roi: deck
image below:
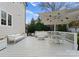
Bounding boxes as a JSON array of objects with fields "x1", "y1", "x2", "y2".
[{"x1": 0, "y1": 36, "x2": 79, "y2": 57}]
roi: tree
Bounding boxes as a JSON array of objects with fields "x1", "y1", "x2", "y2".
[
  {"x1": 35, "y1": 17, "x2": 45, "y2": 31},
  {"x1": 38, "y1": 2, "x2": 55, "y2": 11},
  {"x1": 38, "y1": 2, "x2": 56, "y2": 31},
  {"x1": 28, "y1": 18, "x2": 35, "y2": 33},
  {"x1": 44, "y1": 25, "x2": 50, "y2": 31}
]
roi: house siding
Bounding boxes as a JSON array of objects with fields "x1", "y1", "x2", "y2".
[{"x1": 0, "y1": 2, "x2": 25, "y2": 35}]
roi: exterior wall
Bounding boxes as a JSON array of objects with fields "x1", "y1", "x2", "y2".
[{"x1": 0, "y1": 2, "x2": 25, "y2": 36}]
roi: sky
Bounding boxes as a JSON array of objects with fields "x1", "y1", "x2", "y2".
[
  {"x1": 26, "y1": 2, "x2": 79, "y2": 24},
  {"x1": 26, "y1": 2, "x2": 41, "y2": 24}
]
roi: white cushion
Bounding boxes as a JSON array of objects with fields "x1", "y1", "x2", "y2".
[
  {"x1": 8, "y1": 34, "x2": 25, "y2": 42},
  {"x1": 0, "y1": 37, "x2": 7, "y2": 50},
  {"x1": 35, "y1": 31, "x2": 48, "y2": 38}
]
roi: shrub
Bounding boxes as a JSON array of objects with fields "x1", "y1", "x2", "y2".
[
  {"x1": 35, "y1": 22, "x2": 45, "y2": 31},
  {"x1": 77, "y1": 33, "x2": 79, "y2": 44},
  {"x1": 57, "y1": 24, "x2": 67, "y2": 31},
  {"x1": 27, "y1": 17, "x2": 51, "y2": 33}
]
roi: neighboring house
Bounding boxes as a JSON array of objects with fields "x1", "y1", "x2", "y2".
[
  {"x1": 39, "y1": 9, "x2": 79, "y2": 31},
  {"x1": 0, "y1": 2, "x2": 26, "y2": 35}
]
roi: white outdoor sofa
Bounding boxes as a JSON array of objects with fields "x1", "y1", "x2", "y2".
[
  {"x1": 8, "y1": 33, "x2": 25, "y2": 43},
  {"x1": 35, "y1": 31, "x2": 48, "y2": 40},
  {"x1": 0, "y1": 35, "x2": 7, "y2": 50}
]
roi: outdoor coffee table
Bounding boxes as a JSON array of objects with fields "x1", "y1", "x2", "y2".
[{"x1": 37, "y1": 35, "x2": 45, "y2": 40}]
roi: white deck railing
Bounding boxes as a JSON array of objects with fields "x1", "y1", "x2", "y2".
[
  {"x1": 35, "y1": 31, "x2": 78, "y2": 50},
  {"x1": 47, "y1": 31, "x2": 78, "y2": 50}
]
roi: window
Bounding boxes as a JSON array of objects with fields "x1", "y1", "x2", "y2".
[
  {"x1": 1, "y1": 11, "x2": 6, "y2": 25},
  {"x1": 8, "y1": 14, "x2": 12, "y2": 26}
]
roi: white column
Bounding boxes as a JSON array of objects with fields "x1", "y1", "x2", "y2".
[
  {"x1": 54, "y1": 24, "x2": 56, "y2": 31},
  {"x1": 66, "y1": 24, "x2": 69, "y2": 31}
]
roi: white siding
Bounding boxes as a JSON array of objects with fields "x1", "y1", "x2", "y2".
[{"x1": 0, "y1": 2, "x2": 25, "y2": 36}]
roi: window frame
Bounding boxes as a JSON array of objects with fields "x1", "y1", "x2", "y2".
[
  {"x1": 1, "y1": 11, "x2": 6, "y2": 25},
  {"x1": 8, "y1": 14, "x2": 12, "y2": 26}
]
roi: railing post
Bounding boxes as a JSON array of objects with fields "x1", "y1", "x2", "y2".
[{"x1": 74, "y1": 33, "x2": 78, "y2": 51}]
